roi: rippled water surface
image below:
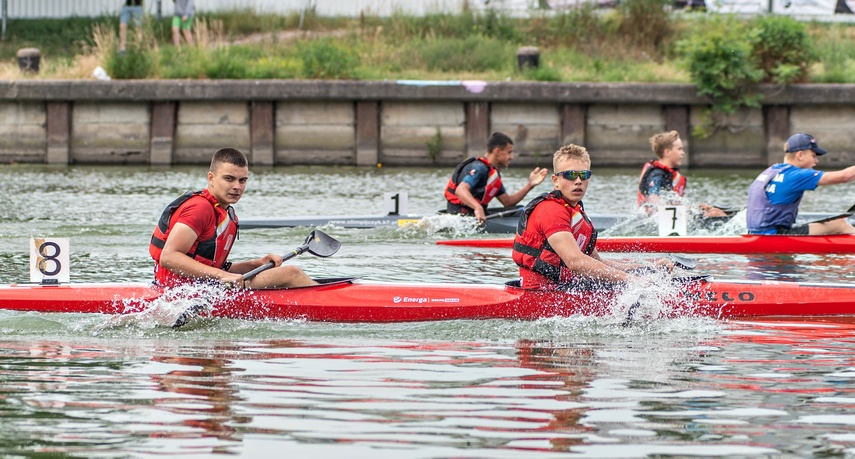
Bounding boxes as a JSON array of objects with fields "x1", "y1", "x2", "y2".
[{"x1": 2, "y1": 164, "x2": 855, "y2": 458}]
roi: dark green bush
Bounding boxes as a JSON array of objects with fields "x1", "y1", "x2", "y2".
[
  {"x1": 678, "y1": 17, "x2": 764, "y2": 113},
  {"x1": 104, "y1": 27, "x2": 157, "y2": 80},
  {"x1": 749, "y1": 15, "x2": 816, "y2": 84},
  {"x1": 677, "y1": 16, "x2": 765, "y2": 137}
]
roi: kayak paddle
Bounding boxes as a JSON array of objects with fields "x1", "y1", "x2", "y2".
[
  {"x1": 171, "y1": 229, "x2": 341, "y2": 329},
  {"x1": 241, "y1": 229, "x2": 341, "y2": 281},
  {"x1": 805, "y1": 202, "x2": 855, "y2": 225},
  {"x1": 484, "y1": 207, "x2": 523, "y2": 221},
  {"x1": 623, "y1": 254, "x2": 697, "y2": 326},
  {"x1": 669, "y1": 254, "x2": 697, "y2": 270}
]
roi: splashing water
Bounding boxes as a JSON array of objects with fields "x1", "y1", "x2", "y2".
[
  {"x1": 399, "y1": 213, "x2": 485, "y2": 238},
  {"x1": 95, "y1": 282, "x2": 238, "y2": 330}
]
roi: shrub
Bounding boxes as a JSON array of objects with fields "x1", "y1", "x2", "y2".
[
  {"x1": 749, "y1": 15, "x2": 815, "y2": 84},
  {"x1": 677, "y1": 16, "x2": 764, "y2": 136},
  {"x1": 104, "y1": 28, "x2": 157, "y2": 79},
  {"x1": 298, "y1": 38, "x2": 359, "y2": 79},
  {"x1": 204, "y1": 47, "x2": 248, "y2": 79}
]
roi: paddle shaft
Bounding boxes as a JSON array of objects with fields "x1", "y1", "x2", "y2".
[
  {"x1": 242, "y1": 245, "x2": 308, "y2": 281},
  {"x1": 484, "y1": 208, "x2": 522, "y2": 221},
  {"x1": 804, "y1": 203, "x2": 855, "y2": 225}
]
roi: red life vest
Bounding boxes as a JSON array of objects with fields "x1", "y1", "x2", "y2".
[
  {"x1": 444, "y1": 157, "x2": 504, "y2": 210},
  {"x1": 512, "y1": 191, "x2": 597, "y2": 286},
  {"x1": 636, "y1": 160, "x2": 687, "y2": 206},
  {"x1": 149, "y1": 190, "x2": 239, "y2": 287}
]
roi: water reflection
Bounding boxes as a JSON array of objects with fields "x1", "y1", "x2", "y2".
[
  {"x1": 742, "y1": 254, "x2": 806, "y2": 281},
  {"x1": 150, "y1": 354, "x2": 245, "y2": 443},
  {"x1": 2, "y1": 324, "x2": 855, "y2": 457}
]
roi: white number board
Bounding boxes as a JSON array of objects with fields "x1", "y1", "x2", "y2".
[
  {"x1": 658, "y1": 206, "x2": 687, "y2": 237},
  {"x1": 383, "y1": 192, "x2": 408, "y2": 215},
  {"x1": 30, "y1": 237, "x2": 70, "y2": 283}
]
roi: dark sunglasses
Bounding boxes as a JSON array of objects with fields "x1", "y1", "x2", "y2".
[{"x1": 554, "y1": 169, "x2": 592, "y2": 181}]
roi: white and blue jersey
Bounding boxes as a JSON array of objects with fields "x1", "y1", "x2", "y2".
[{"x1": 746, "y1": 163, "x2": 823, "y2": 234}]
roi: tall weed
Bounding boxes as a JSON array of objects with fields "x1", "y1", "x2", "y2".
[
  {"x1": 618, "y1": 0, "x2": 673, "y2": 56},
  {"x1": 415, "y1": 36, "x2": 510, "y2": 72}
]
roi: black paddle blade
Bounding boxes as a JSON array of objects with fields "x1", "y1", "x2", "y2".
[
  {"x1": 171, "y1": 303, "x2": 207, "y2": 329},
  {"x1": 669, "y1": 254, "x2": 697, "y2": 270},
  {"x1": 305, "y1": 229, "x2": 341, "y2": 258}
]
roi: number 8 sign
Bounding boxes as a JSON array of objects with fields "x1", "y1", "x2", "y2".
[{"x1": 30, "y1": 238, "x2": 70, "y2": 283}]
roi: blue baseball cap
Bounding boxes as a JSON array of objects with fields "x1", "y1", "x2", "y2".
[{"x1": 786, "y1": 133, "x2": 827, "y2": 156}]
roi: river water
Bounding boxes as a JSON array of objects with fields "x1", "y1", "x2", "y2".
[{"x1": 2, "y1": 164, "x2": 855, "y2": 458}]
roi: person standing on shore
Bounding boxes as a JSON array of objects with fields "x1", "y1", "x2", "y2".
[
  {"x1": 637, "y1": 130, "x2": 727, "y2": 218},
  {"x1": 119, "y1": 0, "x2": 144, "y2": 53},
  {"x1": 172, "y1": 0, "x2": 195, "y2": 47},
  {"x1": 444, "y1": 132, "x2": 548, "y2": 223},
  {"x1": 747, "y1": 133, "x2": 855, "y2": 235}
]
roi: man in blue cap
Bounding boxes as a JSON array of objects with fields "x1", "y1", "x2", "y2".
[{"x1": 747, "y1": 133, "x2": 855, "y2": 235}]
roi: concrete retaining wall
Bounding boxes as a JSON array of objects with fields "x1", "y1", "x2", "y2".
[{"x1": 1, "y1": 80, "x2": 854, "y2": 168}]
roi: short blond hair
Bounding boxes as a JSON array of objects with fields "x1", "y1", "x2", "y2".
[
  {"x1": 649, "y1": 130, "x2": 680, "y2": 159},
  {"x1": 553, "y1": 144, "x2": 591, "y2": 171}
]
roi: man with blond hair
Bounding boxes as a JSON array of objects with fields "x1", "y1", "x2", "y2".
[
  {"x1": 513, "y1": 144, "x2": 671, "y2": 290},
  {"x1": 638, "y1": 130, "x2": 726, "y2": 218}
]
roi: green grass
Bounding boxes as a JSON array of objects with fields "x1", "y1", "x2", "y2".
[{"x1": 2, "y1": 7, "x2": 854, "y2": 84}]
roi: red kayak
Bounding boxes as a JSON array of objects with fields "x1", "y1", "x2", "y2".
[
  {"x1": 1, "y1": 277, "x2": 854, "y2": 321},
  {"x1": 437, "y1": 234, "x2": 855, "y2": 254}
]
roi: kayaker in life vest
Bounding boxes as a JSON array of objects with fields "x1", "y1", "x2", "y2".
[
  {"x1": 638, "y1": 131, "x2": 727, "y2": 218},
  {"x1": 150, "y1": 147, "x2": 317, "y2": 289},
  {"x1": 513, "y1": 144, "x2": 673, "y2": 290},
  {"x1": 445, "y1": 132, "x2": 548, "y2": 223},
  {"x1": 747, "y1": 133, "x2": 855, "y2": 235}
]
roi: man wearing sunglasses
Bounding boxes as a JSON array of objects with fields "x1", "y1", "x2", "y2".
[
  {"x1": 444, "y1": 132, "x2": 548, "y2": 223},
  {"x1": 747, "y1": 133, "x2": 855, "y2": 235},
  {"x1": 513, "y1": 144, "x2": 671, "y2": 289},
  {"x1": 638, "y1": 130, "x2": 727, "y2": 219}
]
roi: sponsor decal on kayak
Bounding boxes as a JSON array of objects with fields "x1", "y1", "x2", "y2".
[
  {"x1": 685, "y1": 290, "x2": 756, "y2": 302},
  {"x1": 392, "y1": 296, "x2": 461, "y2": 304},
  {"x1": 328, "y1": 219, "x2": 400, "y2": 226}
]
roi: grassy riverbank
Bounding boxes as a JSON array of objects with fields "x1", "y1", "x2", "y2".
[{"x1": 1, "y1": 4, "x2": 854, "y2": 85}]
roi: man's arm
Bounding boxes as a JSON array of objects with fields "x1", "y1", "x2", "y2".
[
  {"x1": 496, "y1": 167, "x2": 548, "y2": 207},
  {"x1": 454, "y1": 182, "x2": 488, "y2": 221},
  {"x1": 818, "y1": 165, "x2": 855, "y2": 186},
  {"x1": 159, "y1": 223, "x2": 243, "y2": 284},
  {"x1": 547, "y1": 232, "x2": 632, "y2": 283}
]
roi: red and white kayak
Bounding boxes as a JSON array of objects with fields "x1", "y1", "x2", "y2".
[
  {"x1": 1, "y1": 277, "x2": 854, "y2": 321},
  {"x1": 437, "y1": 234, "x2": 855, "y2": 254}
]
